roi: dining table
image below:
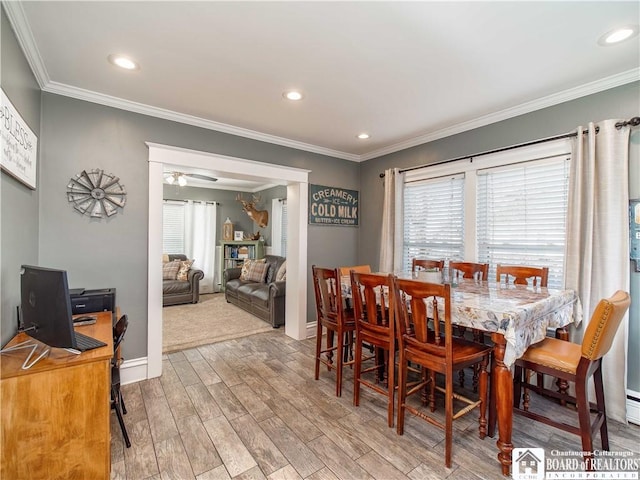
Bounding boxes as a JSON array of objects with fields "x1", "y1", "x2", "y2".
[{"x1": 342, "y1": 273, "x2": 583, "y2": 476}]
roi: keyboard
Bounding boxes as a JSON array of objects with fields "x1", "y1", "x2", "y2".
[{"x1": 74, "y1": 331, "x2": 107, "y2": 351}]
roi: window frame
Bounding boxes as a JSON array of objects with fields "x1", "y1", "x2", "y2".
[{"x1": 402, "y1": 139, "x2": 572, "y2": 282}]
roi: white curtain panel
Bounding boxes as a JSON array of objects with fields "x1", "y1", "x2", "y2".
[
  {"x1": 185, "y1": 201, "x2": 217, "y2": 294},
  {"x1": 564, "y1": 119, "x2": 631, "y2": 422},
  {"x1": 379, "y1": 168, "x2": 405, "y2": 273}
]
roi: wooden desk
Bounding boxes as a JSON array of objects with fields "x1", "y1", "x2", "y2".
[{"x1": 1, "y1": 311, "x2": 113, "y2": 480}]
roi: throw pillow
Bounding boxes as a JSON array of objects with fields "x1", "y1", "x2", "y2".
[
  {"x1": 162, "y1": 260, "x2": 181, "y2": 280},
  {"x1": 162, "y1": 253, "x2": 170, "y2": 263},
  {"x1": 240, "y1": 258, "x2": 266, "y2": 279},
  {"x1": 240, "y1": 259, "x2": 269, "y2": 283},
  {"x1": 275, "y1": 260, "x2": 287, "y2": 281},
  {"x1": 176, "y1": 259, "x2": 194, "y2": 281}
]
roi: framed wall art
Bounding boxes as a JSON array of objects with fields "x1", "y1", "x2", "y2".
[{"x1": 1, "y1": 88, "x2": 38, "y2": 189}]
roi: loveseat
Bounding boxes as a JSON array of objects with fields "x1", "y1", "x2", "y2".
[
  {"x1": 163, "y1": 254, "x2": 205, "y2": 306},
  {"x1": 223, "y1": 255, "x2": 286, "y2": 328}
]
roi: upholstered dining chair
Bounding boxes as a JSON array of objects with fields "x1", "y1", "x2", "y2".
[
  {"x1": 496, "y1": 264, "x2": 549, "y2": 287},
  {"x1": 350, "y1": 271, "x2": 396, "y2": 427},
  {"x1": 393, "y1": 278, "x2": 492, "y2": 468},
  {"x1": 339, "y1": 265, "x2": 372, "y2": 276},
  {"x1": 312, "y1": 265, "x2": 356, "y2": 397},
  {"x1": 112, "y1": 314, "x2": 131, "y2": 448},
  {"x1": 411, "y1": 258, "x2": 444, "y2": 273},
  {"x1": 513, "y1": 290, "x2": 630, "y2": 459}
]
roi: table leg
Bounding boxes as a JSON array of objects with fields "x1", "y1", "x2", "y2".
[{"x1": 491, "y1": 333, "x2": 513, "y2": 477}]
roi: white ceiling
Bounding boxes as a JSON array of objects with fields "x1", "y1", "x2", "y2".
[{"x1": 6, "y1": 1, "x2": 640, "y2": 163}]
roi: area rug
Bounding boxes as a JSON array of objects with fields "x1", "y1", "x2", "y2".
[{"x1": 162, "y1": 293, "x2": 273, "y2": 353}]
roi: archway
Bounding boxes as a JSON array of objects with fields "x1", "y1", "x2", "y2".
[{"x1": 147, "y1": 143, "x2": 309, "y2": 378}]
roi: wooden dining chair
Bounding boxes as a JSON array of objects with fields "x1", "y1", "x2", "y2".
[
  {"x1": 496, "y1": 264, "x2": 561, "y2": 392},
  {"x1": 350, "y1": 271, "x2": 396, "y2": 427},
  {"x1": 411, "y1": 258, "x2": 444, "y2": 272},
  {"x1": 514, "y1": 290, "x2": 630, "y2": 460},
  {"x1": 449, "y1": 261, "x2": 490, "y2": 390},
  {"x1": 339, "y1": 265, "x2": 372, "y2": 276},
  {"x1": 496, "y1": 264, "x2": 549, "y2": 287},
  {"x1": 449, "y1": 261, "x2": 489, "y2": 281},
  {"x1": 393, "y1": 278, "x2": 492, "y2": 468},
  {"x1": 312, "y1": 265, "x2": 356, "y2": 397}
]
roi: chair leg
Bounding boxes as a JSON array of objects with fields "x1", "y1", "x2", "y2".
[
  {"x1": 112, "y1": 387, "x2": 131, "y2": 448},
  {"x1": 593, "y1": 365, "x2": 609, "y2": 450},
  {"x1": 396, "y1": 354, "x2": 407, "y2": 435},
  {"x1": 119, "y1": 390, "x2": 128, "y2": 415},
  {"x1": 478, "y1": 356, "x2": 488, "y2": 439},
  {"x1": 314, "y1": 323, "x2": 322, "y2": 380},
  {"x1": 444, "y1": 373, "x2": 453, "y2": 468},
  {"x1": 513, "y1": 365, "x2": 523, "y2": 409},
  {"x1": 353, "y1": 336, "x2": 362, "y2": 406},
  {"x1": 387, "y1": 344, "x2": 395, "y2": 428},
  {"x1": 575, "y1": 375, "x2": 594, "y2": 461},
  {"x1": 336, "y1": 329, "x2": 344, "y2": 397}
]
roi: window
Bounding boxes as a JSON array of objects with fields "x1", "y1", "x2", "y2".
[
  {"x1": 163, "y1": 201, "x2": 185, "y2": 253},
  {"x1": 401, "y1": 140, "x2": 571, "y2": 288},
  {"x1": 477, "y1": 157, "x2": 569, "y2": 289},
  {"x1": 271, "y1": 198, "x2": 287, "y2": 257},
  {"x1": 403, "y1": 174, "x2": 464, "y2": 271}
]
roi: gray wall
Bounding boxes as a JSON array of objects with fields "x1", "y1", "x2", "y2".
[
  {"x1": 1, "y1": 7, "x2": 41, "y2": 346},
  {"x1": 35, "y1": 93, "x2": 359, "y2": 361},
  {"x1": 358, "y1": 82, "x2": 640, "y2": 391}
]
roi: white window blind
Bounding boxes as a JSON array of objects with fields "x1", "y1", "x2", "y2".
[
  {"x1": 403, "y1": 174, "x2": 465, "y2": 271},
  {"x1": 476, "y1": 156, "x2": 570, "y2": 289},
  {"x1": 281, "y1": 200, "x2": 288, "y2": 257},
  {"x1": 162, "y1": 202, "x2": 185, "y2": 254},
  {"x1": 271, "y1": 198, "x2": 287, "y2": 257}
]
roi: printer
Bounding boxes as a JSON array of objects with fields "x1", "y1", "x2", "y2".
[{"x1": 70, "y1": 288, "x2": 116, "y2": 318}]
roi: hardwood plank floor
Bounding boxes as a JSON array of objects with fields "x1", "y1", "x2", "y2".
[{"x1": 111, "y1": 330, "x2": 640, "y2": 479}]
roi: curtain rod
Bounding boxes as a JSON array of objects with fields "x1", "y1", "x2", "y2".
[{"x1": 379, "y1": 116, "x2": 640, "y2": 178}]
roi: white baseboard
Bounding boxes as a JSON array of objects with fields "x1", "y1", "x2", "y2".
[
  {"x1": 306, "y1": 321, "x2": 317, "y2": 338},
  {"x1": 121, "y1": 357, "x2": 148, "y2": 385},
  {"x1": 627, "y1": 389, "x2": 640, "y2": 426}
]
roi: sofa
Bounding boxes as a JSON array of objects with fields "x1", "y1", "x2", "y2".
[
  {"x1": 223, "y1": 255, "x2": 286, "y2": 328},
  {"x1": 163, "y1": 254, "x2": 205, "y2": 306}
]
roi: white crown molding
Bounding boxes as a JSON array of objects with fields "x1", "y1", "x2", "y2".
[
  {"x1": 6, "y1": 4, "x2": 638, "y2": 164},
  {"x1": 3, "y1": 1, "x2": 50, "y2": 88},
  {"x1": 42, "y1": 81, "x2": 361, "y2": 162},
  {"x1": 359, "y1": 68, "x2": 640, "y2": 161}
]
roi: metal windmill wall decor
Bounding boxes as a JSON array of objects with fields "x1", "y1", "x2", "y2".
[{"x1": 67, "y1": 169, "x2": 127, "y2": 218}]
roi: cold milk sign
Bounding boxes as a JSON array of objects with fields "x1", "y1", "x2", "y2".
[{"x1": 309, "y1": 184, "x2": 359, "y2": 226}]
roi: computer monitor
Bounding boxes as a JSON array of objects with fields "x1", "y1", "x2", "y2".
[{"x1": 20, "y1": 265, "x2": 77, "y2": 350}]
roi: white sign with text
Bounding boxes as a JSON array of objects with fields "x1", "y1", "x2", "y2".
[{"x1": 1, "y1": 88, "x2": 38, "y2": 189}]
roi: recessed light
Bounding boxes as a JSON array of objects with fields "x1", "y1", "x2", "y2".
[
  {"x1": 108, "y1": 54, "x2": 139, "y2": 70},
  {"x1": 357, "y1": 133, "x2": 370, "y2": 140},
  {"x1": 283, "y1": 91, "x2": 303, "y2": 101},
  {"x1": 598, "y1": 25, "x2": 639, "y2": 46}
]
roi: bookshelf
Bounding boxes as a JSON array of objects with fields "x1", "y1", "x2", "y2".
[{"x1": 220, "y1": 240, "x2": 265, "y2": 289}]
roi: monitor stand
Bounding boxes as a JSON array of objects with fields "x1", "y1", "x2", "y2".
[{"x1": 0, "y1": 340, "x2": 50, "y2": 370}]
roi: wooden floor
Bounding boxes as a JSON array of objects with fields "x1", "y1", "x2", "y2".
[{"x1": 111, "y1": 329, "x2": 639, "y2": 479}]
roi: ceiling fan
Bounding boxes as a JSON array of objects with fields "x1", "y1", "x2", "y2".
[{"x1": 164, "y1": 171, "x2": 218, "y2": 186}]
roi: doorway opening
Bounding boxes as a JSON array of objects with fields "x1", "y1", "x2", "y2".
[{"x1": 147, "y1": 143, "x2": 309, "y2": 378}]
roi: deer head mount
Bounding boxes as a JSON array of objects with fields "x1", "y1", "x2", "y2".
[{"x1": 236, "y1": 194, "x2": 269, "y2": 228}]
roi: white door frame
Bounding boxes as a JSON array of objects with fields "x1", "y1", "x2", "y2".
[{"x1": 147, "y1": 142, "x2": 309, "y2": 378}]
